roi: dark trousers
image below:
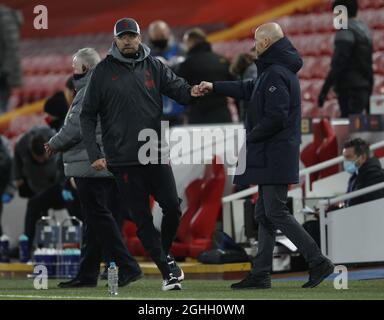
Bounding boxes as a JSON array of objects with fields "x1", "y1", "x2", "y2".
[
  {"x1": 24, "y1": 184, "x2": 82, "y2": 250},
  {"x1": 110, "y1": 164, "x2": 181, "y2": 279},
  {"x1": 251, "y1": 185, "x2": 325, "y2": 276},
  {"x1": 0, "y1": 77, "x2": 10, "y2": 114},
  {"x1": 337, "y1": 88, "x2": 371, "y2": 118},
  {"x1": 74, "y1": 177, "x2": 141, "y2": 282}
]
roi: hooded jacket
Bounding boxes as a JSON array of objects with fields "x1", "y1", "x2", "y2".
[
  {"x1": 49, "y1": 71, "x2": 112, "y2": 178},
  {"x1": 214, "y1": 37, "x2": 303, "y2": 185},
  {"x1": 321, "y1": 18, "x2": 373, "y2": 95},
  {"x1": 80, "y1": 43, "x2": 193, "y2": 166}
]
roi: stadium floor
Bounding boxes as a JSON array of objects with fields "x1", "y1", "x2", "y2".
[{"x1": 0, "y1": 278, "x2": 384, "y2": 300}]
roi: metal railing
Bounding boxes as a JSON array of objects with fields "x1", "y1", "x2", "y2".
[
  {"x1": 318, "y1": 181, "x2": 384, "y2": 255},
  {"x1": 222, "y1": 140, "x2": 384, "y2": 204}
]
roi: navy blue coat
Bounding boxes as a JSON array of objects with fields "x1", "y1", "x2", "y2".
[{"x1": 214, "y1": 37, "x2": 303, "y2": 185}]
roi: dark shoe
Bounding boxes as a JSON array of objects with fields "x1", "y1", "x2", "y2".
[
  {"x1": 167, "y1": 255, "x2": 184, "y2": 281},
  {"x1": 118, "y1": 271, "x2": 144, "y2": 287},
  {"x1": 231, "y1": 273, "x2": 271, "y2": 290},
  {"x1": 58, "y1": 278, "x2": 97, "y2": 288},
  {"x1": 162, "y1": 273, "x2": 182, "y2": 291},
  {"x1": 302, "y1": 258, "x2": 335, "y2": 288}
]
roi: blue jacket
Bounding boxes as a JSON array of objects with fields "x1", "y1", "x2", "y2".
[{"x1": 214, "y1": 37, "x2": 303, "y2": 185}]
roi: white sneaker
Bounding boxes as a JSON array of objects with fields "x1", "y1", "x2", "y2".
[{"x1": 162, "y1": 274, "x2": 182, "y2": 291}]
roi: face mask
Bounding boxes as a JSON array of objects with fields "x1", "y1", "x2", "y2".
[
  {"x1": 343, "y1": 160, "x2": 358, "y2": 175},
  {"x1": 73, "y1": 72, "x2": 87, "y2": 80},
  {"x1": 151, "y1": 39, "x2": 168, "y2": 50}
]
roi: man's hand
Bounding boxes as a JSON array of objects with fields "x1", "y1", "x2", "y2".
[
  {"x1": 198, "y1": 81, "x2": 213, "y2": 95},
  {"x1": 44, "y1": 143, "x2": 54, "y2": 157},
  {"x1": 91, "y1": 158, "x2": 107, "y2": 171},
  {"x1": 191, "y1": 85, "x2": 203, "y2": 97}
]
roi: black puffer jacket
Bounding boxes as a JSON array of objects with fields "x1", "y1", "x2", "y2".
[
  {"x1": 80, "y1": 43, "x2": 193, "y2": 166},
  {"x1": 321, "y1": 18, "x2": 373, "y2": 95}
]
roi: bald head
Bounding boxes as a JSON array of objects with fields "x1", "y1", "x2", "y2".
[
  {"x1": 254, "y1": 23, "x2": 284, "y2": 58},
  {"x1": 148, "y1": 20, "x2": 171, "y2": 41}
]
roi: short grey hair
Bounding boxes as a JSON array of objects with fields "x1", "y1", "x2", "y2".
[{"x1": 73, "y1": 48, "x2": 101, "y2": 69}]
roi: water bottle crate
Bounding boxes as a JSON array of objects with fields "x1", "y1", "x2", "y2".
[{"x1": 32, "y1": 216, "x2": 83, "y2": 278}]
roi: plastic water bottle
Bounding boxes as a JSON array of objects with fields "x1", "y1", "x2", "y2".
[
  {"x1": 19, "y1": 234, "x2": 29, "y2": 263},
  {"x1": 107, "y1": 262, "x2": 119, "y2": 295},
  {"x1": 0, "y1": 235, "x2": 10, "y2": 263}
]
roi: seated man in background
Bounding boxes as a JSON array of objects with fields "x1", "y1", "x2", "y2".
[
  {"x1": 303, "y1": 138, "x2": 384, "y2": 246},
  {"x1": 343, "y1": 138, "x2": 384, "y2": 206},
  {"x1": 13, "y1": 126, "x2": 80, "y2": 252}
]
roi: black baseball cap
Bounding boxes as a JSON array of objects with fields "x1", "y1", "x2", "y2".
[{"x1": 114, "y1": 18, "x2": 141, "y2": 37}]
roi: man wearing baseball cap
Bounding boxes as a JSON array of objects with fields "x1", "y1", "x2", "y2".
[
  {"x1": 114, "y1": 17, "x2": 141, "y2": 37},
  {"x1": 80, "y1": 18, "x2": 200, "y2": 291}
]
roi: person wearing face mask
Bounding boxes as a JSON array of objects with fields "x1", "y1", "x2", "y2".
[
  {"x1": 147, "y1": 20, "x2": 187, "y2": 126},
  {"x1": 343, "y1": 138, "x2": 384, "y2": 207},
  {"x1": 302, "y1": 138, "x2": 384, "y2": 248},
  {"x1": 148, "y1": 20, "x2": 186, "y2": 65},
  {"x1": 45, "y1": 48, "x2": 142, "y2": 288}
]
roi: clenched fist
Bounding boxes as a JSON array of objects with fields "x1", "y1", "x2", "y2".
[
  {"x1": 91, "y1": 158, "x2": 107, "y2": 171},
  {"x1": 198, "y1": 81, "x2": 213, "y2": 95}
]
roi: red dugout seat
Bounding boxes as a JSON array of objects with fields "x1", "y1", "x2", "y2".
[{"x1": 300, "y1": 118, "x2": 339, "y2": 191}]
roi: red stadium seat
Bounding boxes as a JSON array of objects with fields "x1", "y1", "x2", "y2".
[
  {"x1": 373, "y1": 31, "x2": 384, "y2": 52},
  {"x1": 373, "y1": 52, "x2": 384, "y2": 75},
  {"x1": 171, "y1": 179, "x2": 204, "y2": 258},
  {"x1": 374, "y1": 75, "x2": 384, "y2": 94},
  {"x1": 187, "y1": 156, "x2": 226, "y2": 258},
  {"x1": 360, "y1": 8, "x2": 384, "y2": 29},
  {"x1": 171, "y1": 156, "x2": 226, "y2": 258},
  {"x1": 300, "y1": 118, "x2": 339, "y2": 190},
  {"x1": 121, "y1": 159, "x2": 225, "y2": 259},
  {"x1": 317, "y1": 118, "x2": 339, "y2": 178}
]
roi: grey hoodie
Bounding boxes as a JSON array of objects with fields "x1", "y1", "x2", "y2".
[{"x1": 49, "y1": 71, "x2": 112, "y2": 178}]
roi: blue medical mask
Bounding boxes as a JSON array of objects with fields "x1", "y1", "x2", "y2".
[{"x1": 343, "y1": 160, "x2": 358, "y2": 175}]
